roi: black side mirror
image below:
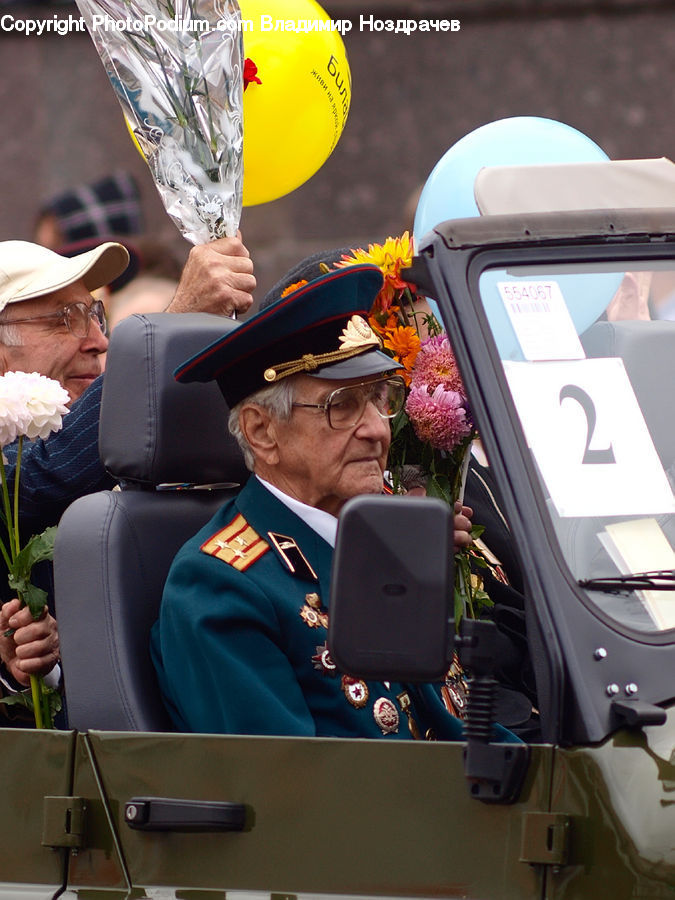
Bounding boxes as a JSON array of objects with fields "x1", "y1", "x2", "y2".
[{"x1": 328, "y1": 495, "x2": 454, "y2": 682}]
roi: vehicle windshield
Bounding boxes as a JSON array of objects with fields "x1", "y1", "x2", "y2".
[{"x1": 478, "y1": 259, "x2": 675, "y2": 634}]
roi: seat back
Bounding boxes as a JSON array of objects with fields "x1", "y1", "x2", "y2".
[
  {"x1": 55, "y1": 312, "x2": 247, "y2": 731},
  {"x1": 551, "y1": 318, "x2": 675, "y2": 579},
  {"x1": 581, "y1": 318, "x2": 675, "y2": 469}
]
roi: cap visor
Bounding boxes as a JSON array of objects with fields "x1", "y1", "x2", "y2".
[
  {"x1": 11, "y1": 242, "x2": 129, "y2": 302},
  {"x1": 59, "y1": 238, "x2": 138, "y2": 292},
  {"x1": 306, "y1": 348, "x2": 403, "y2": 381}
]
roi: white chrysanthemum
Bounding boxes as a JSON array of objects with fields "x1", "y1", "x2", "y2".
[
  {"x1": 0, "y1": 372, "x2": 69, "y2": 445},
  {"x1": 0, "y1": 374, "x2": 31, "y2": 446}
]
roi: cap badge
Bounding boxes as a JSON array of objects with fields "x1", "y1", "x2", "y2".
[{"x1": 339, "y1": 315, "x2": 379, "y2": 351}]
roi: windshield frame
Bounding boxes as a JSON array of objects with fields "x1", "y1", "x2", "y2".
[{"x1": 415, "y1": 213, "x2": 675, "y2": 745}]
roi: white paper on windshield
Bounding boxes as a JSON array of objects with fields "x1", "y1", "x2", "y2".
[
  {"x1": 504, "y1": 358, "x2": 675, "y2": 517},
  {"x1": 498, "y1": 281, "x2": 585, "y2": 360},
  {"x1": 600, "y1": 519, "x2": 675, "y2": 630}
]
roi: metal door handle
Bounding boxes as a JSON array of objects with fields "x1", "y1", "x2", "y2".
[{"x1": 124, "y1": 796, "x2": 251, "y2": 832}]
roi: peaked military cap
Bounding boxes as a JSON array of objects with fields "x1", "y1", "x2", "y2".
[
  {"x1": 175, "y1": 263, "x2": 402, "y2": 407},
  {"x1": 260, "y1": 246, "x2": 353, "y2": 310}
]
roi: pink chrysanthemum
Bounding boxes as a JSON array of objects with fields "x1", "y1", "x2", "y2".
[
  {"x1": 405, "y1": 383, "x2": 473, "y2": 452},
  {"x1": 410, "y1": 334, "x2": 465, "y2": 396}
]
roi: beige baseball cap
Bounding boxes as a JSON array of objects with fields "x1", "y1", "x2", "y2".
[{"x1": 0, "y1": 240, "x2": 130, "y2": 313}]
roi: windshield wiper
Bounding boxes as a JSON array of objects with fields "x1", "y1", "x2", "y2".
[{"x1": 578, "y1": 569, "x2": 675, "y2": 592}]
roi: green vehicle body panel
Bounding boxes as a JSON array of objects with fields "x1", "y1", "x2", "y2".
[
  {"x1": 73, "y1": 732, "x2": 550, "y2": 896},
  {"x1": 0, "y1": 728, "x2": 73, "y2": 900},
  {"x1": 546, "y1": 707, "x2": 675, "y2": 899},
  {"x1": 2, "y1": 722, "x2": 673, "y2": 897},
  {"x1": 67, "y1": 734, "x2": 130, "y2": 893}
]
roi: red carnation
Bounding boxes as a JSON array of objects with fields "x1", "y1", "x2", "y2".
[{"x1": 243, "y1": 58, "x2": 262, "y2": 91}]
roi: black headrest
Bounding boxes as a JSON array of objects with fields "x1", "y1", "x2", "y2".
[{"x1": 100, "y1": 312, "x2": 248, "y2": 485}]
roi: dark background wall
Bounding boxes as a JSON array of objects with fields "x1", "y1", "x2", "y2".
[{"x1": 1, "y1": 0, "x2": 674, "y2": 303}]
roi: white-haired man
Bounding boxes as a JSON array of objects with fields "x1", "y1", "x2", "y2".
[
  {"x1": 0, "y1": 235, "x2": 255, "y2": 534},
  {"x1": 151, "y1": 265, "x2": 521, "y2": 743}
]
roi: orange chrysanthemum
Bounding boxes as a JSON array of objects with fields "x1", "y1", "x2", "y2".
[
  {"x1": 369, "y1": 305, "x2": 402, "y2": 338},
  {"x1": 280, "y1": 279, "x2": 308, "y2": 298},
  {"x1": 383, "y1": 326, "x2": 421, "y2": 384}
]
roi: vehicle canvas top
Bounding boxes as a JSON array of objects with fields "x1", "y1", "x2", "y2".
[{"x1": 417, "y1": 157, "x2": 675, "y2": 250}]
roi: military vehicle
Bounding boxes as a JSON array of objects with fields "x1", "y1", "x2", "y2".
[{"x1": 1, "y1": 160, "x2": 674, "y2": 899}]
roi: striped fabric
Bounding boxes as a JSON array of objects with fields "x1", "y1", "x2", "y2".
[{"x1": 3, "y1": 376, "x2": 114, "y2": 539}]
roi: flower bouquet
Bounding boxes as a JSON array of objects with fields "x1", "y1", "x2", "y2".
[
  {"x1": 0, "y1": 372, "x2": 70, "y2": 728},
  {"x1": 336, "y1": 234, "x2": 492, "y2": 624},
  {"x1": 76, "y1": 0, "x2": 244, "y2": 243}
]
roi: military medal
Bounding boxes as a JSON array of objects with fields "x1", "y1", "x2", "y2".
[
  {"x1": 303, "y1": 593, "x2": 329, "y2": 627},
  {"x1": 300, "y1": 591, "x2": 329, "y2": 629},
  {"x1": 300, "y1": 605, "x2": 322, "y2": 628},
  {"x1": 397, "y1": 691, "x2": 421, "y2": 740},
  {"x1": 312, "y1": 643, "x2": 338, "y2": 676},
  {"x1": 373, "y1": 697, "x2": 399, "y2": 734},
  {"x1": 472, "y1": 538, "x2": 510, "y2": 585},
  {"x1": 441, "y1": 653, "x2": 469, "y2": 719},
  {"x1": 342, "y1": 676, "x2": 369, "y2": 708}
]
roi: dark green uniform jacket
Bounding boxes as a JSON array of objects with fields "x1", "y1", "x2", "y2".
[{"x1": 152, "y1": 476, "x2": 516, "y2": 742}]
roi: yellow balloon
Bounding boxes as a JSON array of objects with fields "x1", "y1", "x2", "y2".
[{"x1": 240, "y1": 0, "x2": 351, "y2": 206}]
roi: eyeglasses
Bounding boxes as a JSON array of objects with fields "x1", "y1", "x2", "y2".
[
  {"x1": 3, "y1": 299, "x2": 107, "y2": 338},
  {"x1": 292, "y1": 376, "x2": 406, "y2": 430}
]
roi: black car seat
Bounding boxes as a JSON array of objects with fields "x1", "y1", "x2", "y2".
[{"x1": 54, "y1": 312, "x2": 247, "y2": 731}]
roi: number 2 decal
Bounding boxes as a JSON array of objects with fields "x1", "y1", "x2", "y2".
[{"x1": 559, "y1": 384, "x2": 616, "y2": 465}]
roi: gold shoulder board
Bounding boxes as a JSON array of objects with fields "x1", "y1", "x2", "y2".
[{"x1": 201, "y1": 514, "x2": 269, "y2": 571}]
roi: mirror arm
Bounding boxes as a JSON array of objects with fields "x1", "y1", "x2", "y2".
[{"x1": 456, "y1": 619, "x2": 531, "y2": 804}]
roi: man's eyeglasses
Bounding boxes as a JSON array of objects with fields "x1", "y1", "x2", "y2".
[
  {"x1": 3, "y1": 299, "x2": 107, "y2": 338},
  {"x1": 292, "y1": 376, "x2": 406, "y2": 430}
]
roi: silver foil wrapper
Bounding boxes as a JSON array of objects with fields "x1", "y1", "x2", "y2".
[{"x1": 76, "y1": 0, "x2": 243, "y2": 243}]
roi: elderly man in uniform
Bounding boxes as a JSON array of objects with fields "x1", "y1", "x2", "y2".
[{"x1": 152, "y1": 264, "x2": 517, "y2": 742}]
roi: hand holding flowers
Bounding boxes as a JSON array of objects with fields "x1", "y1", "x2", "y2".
[{"x1": 0, "y1": 599, "x2": 60, "y2": 686}]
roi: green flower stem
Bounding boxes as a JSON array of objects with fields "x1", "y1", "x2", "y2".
[
  {"x1": 0, "y1": 441, "x2": 51, "y2": 728},
  {"x1": 0, "y1": 527, "x2": 12, "y2": 572},
  {"x1": 13, "y1": 436, "x2": 22, "y2": 560},
  {"x1": 40, "y1": 676, "x2": 51, "y2": 729},
  {"x1": 0, "y1": 454, "x2": 16, "y2": 560},
  {"x1": 29, "y1": 674, "x2": 43, "y2": 730}
]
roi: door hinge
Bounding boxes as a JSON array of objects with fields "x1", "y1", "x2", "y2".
[
  {"x1": 42, "y1": 795, "x2": 86, "y2": 849},
  {"x1": 519, "y1": 812, "x2": 570, "y2": 866}
]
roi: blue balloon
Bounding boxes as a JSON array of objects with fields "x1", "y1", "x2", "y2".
[
  {"x1": 414, "y1": 117, "x2": 610, "y2": 242},
  {"x1": 413, "y1": 117, "x2": 621, "y2": 356}
]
